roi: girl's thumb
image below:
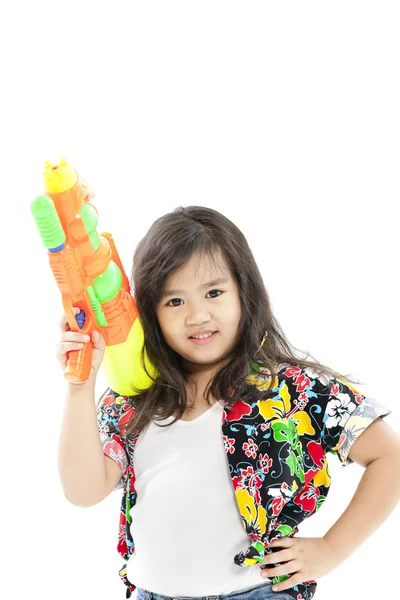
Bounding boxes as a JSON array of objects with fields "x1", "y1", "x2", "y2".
[{"x1": 92, "y1": 330, "x2": 103, "y2": 345}]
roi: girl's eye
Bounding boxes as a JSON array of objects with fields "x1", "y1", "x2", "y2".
[{"x1": 166, "y1": 289, "x2": 222, "y2": 307}]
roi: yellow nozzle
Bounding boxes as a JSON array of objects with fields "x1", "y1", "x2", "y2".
[{"x1": 43, "y1": 157, "x2": 77, "y2": 193}]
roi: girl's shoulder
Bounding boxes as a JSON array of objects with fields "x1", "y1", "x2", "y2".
[
  {"x1": 247, "y1": 360, "x2": 336, "y2": 395},
  {"x1": 248, "y1": 359, "x2": 295, "y2": 380},
  {"x1": 97, "y1": 387, "x2": 136, "y2": 436}
]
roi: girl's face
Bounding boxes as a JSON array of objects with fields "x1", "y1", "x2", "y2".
[{"x1": 155, "y1": 252, "x2": 242, "y2": 379}]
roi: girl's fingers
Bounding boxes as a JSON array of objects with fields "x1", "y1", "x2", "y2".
[
  {"x1": 91, "y1": 330, "x2": 105, "y2": 347},
  {"x1": 56, "y1": 341, "x2": 86, "y2": 358},
  {"x1": 61, "y1": 331, "x2": 91, "y2": 343},
  {"x1": 59, "y1": 315, "x2": 69, "y2": 332},
  {"x1": 59, "y1": 307, "x2": 81, "y2": 332}
]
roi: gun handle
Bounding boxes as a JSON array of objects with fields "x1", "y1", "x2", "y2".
[{"x1": 64, "y1": 340, "x2": 93, "y2": 383}]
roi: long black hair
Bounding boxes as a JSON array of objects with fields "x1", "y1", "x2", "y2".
[{"x1": 119, "y1": 206, "x2": 361, "y2": 441}]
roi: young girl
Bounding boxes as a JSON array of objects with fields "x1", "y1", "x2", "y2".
[{"x1": 56, "y1": 205, "x2": 397, "y2": 600}]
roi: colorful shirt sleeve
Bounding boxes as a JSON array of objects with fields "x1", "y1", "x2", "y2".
[
  {"x1": 312, "y1": 370, "x2": 392, "y2": 467},
  {"x1": 96, "y1": 387, "x2": 131, "y2": 490}
]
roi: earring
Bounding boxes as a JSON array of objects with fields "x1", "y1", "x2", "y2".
[{"x1": 259, "y1": 330, "x2": 267, "y2": 350}]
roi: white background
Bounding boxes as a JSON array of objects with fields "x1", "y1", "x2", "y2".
[{"x1": 1, "y1": 1, "x2": 399, "y2": 599}]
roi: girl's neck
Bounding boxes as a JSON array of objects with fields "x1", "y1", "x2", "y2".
[{"x1": 185, "y1": 379, "x2": 215, "y2": 408}]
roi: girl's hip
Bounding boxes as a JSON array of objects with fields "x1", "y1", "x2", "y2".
[{"x1": 136, "y1": 579, "x2": 293, "y2": 600}]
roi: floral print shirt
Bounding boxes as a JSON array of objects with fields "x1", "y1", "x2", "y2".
[{"x1": 96, "y1": 361, "x2": 392, "y2": 600}]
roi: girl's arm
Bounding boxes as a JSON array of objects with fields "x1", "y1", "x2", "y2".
[
  {"x1": 323, "y1": 417, "x2": 400, "y2": 563},
  {"x1": 57, "y1": 381, "x2": 116, "y2": 507}
]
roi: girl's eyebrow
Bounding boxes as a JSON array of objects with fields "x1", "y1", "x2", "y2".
[{"x1": 161, "y1": 277, "x2": 229, "y2": 298}]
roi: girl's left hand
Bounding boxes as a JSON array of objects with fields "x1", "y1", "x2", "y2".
[{"x1": 260, "y1": 536, "x2": 341, "y2": 592}]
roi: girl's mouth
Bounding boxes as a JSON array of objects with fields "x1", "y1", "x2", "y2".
[{"x1": 189, "y1": 331, "x2": 218, "y2": 345}]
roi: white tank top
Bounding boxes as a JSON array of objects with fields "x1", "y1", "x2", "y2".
[{"x1": 126, "y1": 400, "x2": 272, "y2": 596}]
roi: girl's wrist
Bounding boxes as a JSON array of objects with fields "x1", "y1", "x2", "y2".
[{"x1": 67, "y1": 377, "x2": 96, "y2": 394}]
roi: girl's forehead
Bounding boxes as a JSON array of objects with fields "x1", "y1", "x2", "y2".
[{"x1": 167, "y1": 255, "x2": 230, "y2": 285}]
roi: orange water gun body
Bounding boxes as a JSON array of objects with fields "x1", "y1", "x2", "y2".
[{"x1": 30, "y1": 158, "x2": 158, "y2": 394}]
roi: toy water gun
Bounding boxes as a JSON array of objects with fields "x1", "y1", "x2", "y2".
[{"x1": 30, "y1": 157, "x2": 159, "y2": 395}]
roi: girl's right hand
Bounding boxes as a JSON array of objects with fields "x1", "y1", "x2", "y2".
[{"x1": 56, "y1": 307, "x2": 106, "y2": 385}]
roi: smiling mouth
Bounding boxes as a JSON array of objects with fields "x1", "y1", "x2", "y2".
[
  {"x1": 189, "y1": 331, "x2": 218, "y2": 344},
  {"x1": 189, "y1": 331, "x2": 217, "y2": 339}
]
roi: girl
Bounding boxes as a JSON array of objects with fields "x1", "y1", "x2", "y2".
[{"x1": 57, "y1": 206, "x2": 397, "y2": 600}]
